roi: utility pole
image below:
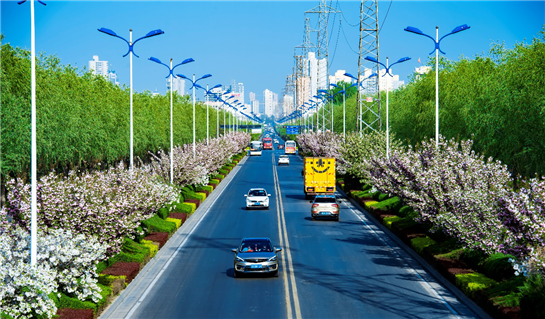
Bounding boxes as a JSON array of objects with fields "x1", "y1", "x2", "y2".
[{"x1": 357, "y1": 0, "x2": 380, "y2": 133}]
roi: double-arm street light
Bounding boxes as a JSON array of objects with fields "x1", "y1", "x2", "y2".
[
  {"x1": 344, "y1": 72, "x2": 378, "y2": 132},
  {"x1": 148, "y1": 56, "x2": 194, "y2": 183},
  {"x1": 194, "y1": 83, "x2": 222, "y2": 144},
  {"x1": 98, "y1": 27, "x2": 164, "y2": 168},
  {"x1": 364, "y1": 56, "x2": 411, "y2": 159},
  {"x1": 404, "y1": 24, "x2": 470, "y2": 148},
  {"x1": 331, "y1": 82, "x2": 358, "y2": 138},
  {"x1": 18, "y1": 0, "x2": 46, "y2": 267},
  {"x1": 177, "y1": 73, "x2": 212, "y2": 158}
]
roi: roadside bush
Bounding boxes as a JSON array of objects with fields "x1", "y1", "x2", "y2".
[
  {"x1": 481, "y1": 253, "x2": 516, "y2": 281},
  {"x1": 519, "y1": 274, "x2": 545, "y2": 318},
  {"x1": 141, "y1": 215, "x2": 177, "y2": 235},
  {"x1": 455, "y1": 272, "x2": 498, "y2": 299}
]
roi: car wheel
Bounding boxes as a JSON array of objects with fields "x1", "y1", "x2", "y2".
[{"x1": 234, "y1": 270, "x2": 238, "y2": 278}]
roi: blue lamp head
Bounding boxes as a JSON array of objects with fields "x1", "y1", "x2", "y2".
[
  {"x1": 404, "y1": 26, "x2": 424, "y2": 35},
  {"x1": 451, "y1": 24, "x2": 470, "y2": 34},
  {"x1": 144, "y1": 29, "x2": 164, "y2": 39},
  {"x1": 182, "y1": 58, "x2": 195, "y2": 65},
  {"x1": 330, "y1": 83, "x2": 338, "y2": 88},
  {"x1": 98, "y1": 28, "x2": 118, "y2": 37},
  {"x1": 200, "y1": 74, "x2": 212, "y2": 80},
  {"x1": 149, "y1": 56, "x2": 163, "y2": 64},
  {"x1": 176, "y1": 74, "x2": 190, "y2": 80},
  {"x1": 397, "y1": 57, "x2": 411, "y2": 63},
  {"x1": 364, "y1": 56, "x2": 379, "y2": 63},
  {"x1": 18, "y1": 0, "x2": 46, "y2": 5},
  {"x1": 211, "y1": 84, "x2": 222, "y2": 90},
  {"x1": 344, "y1": 72, "x2": 358, "y2": 81}
]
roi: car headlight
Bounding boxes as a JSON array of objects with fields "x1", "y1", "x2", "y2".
[
  {"x1": 268, "y1": 255, "x2": 277, "y2": 262},
  {"x1": 236, "y1": 256, "x2": 245, "y2": 262}
]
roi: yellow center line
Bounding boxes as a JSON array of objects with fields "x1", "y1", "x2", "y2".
[{"x1": 273, "y1": 153, "x2": 302, "y2": 319}]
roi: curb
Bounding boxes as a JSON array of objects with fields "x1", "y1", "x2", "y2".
[{"x1": 99, "y1": 155, "x2": 248, "y2": 318}]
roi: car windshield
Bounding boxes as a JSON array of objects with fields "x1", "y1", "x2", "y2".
[
  {"x1": 314, "y1": 197, "x2": 336, "y2": 203},
  {"x1": 280, "y1": 155, "x2": 288, "y2": 158},
  {"x1": 249, "y1": 190, "x2": 267, "y2": 196},
  {"x1": 239, "y1": 240, "x2": 273, "y2": 253}
]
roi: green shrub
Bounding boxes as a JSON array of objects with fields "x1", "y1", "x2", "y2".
[
  {"x1": 361, "y1": 184, "x2": 372, "y2": 191},
  {"x1": 157, "y1": 207, "x2": 170, "y2": 220},
  {"x1": 383, "y1": 215, "x2": 402, "y2": 230},
  {"x1": 455, "y1": 272, "x2": 498, "y2": 299},
  {"x1": 519, "y1": 274, "x2": 545, "y2": 318},
  {"x1": 165, "y1": 217, "x2": 182, "y2": 229},
  {"x1": 481, "y1": 253, "x2": 516, "y2": 281},
  {"x1": 398, "y1": 205, "x2": 414, "y2": 217},
  {"x1": 370, "y1": 196, "x2": 402, "y2": 213},
  {"x1": 96, "y1": 261, "x2": 108, "y2": 274},
  {"x1": 391, "y1": 213, "x2": 418, "y2": 230},
  {"x1": 425, "y1": 238, "x2": 463, "y2": 256},
  {"x1": 460, "y1": 249, "x2": 488, "y2": 270},
  {"x1": 487, "y1": 275, "x2": 526, "y2": 307},
  {"x1": 410, "y1": 236, "x2": 437, "y2": 255},
  {"x1": 213, "y1": 174, "x2": 225, "y2": 180},
  {"x1": 141, "y1": 215, "x2": 177, "y2": 235},
  {"x1": 181, "y1": 202, "x2": 196, "y2": 214},
  {"x1": 106, "y1": 238, "x2": 151, "y2": 266},
  {"x1": 177, "y1": 193, "x2": 185, "y2": 204},
  {"x1": 98, "y1": 273, "x2": 125, "y2": 286},
  {"x1": 209, "y1": 179, "x2": 219, "y2": 185},
  {"x1": 141, "y1": 239, "x2": 159, "y2": 258},
  {"x1": 194, "y1": 192, "x2": 206, "y2": 201},
  {"x1": 372, "y1": 192, "x2": 389, "y2": 201},
  {"x1": 197, "y1": 185, "x2": 213, "y2": 193},
  {"x1": 181, "y1": 188, "x2": 202, "y2": 201},
  {"x1": 50, "y1": 292, "x2": 97, "y2": 312},
  {"x1": 219, "y1": 169, "x2": 229, "y2": 175}
]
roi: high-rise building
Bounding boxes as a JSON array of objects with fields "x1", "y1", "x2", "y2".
[
  {"x1": 167, "y1": 76, "x2": 185, "y2": 95},
  {"x1": 252, "y1": 100, "x2": 260, "y2": 114},
  {"x1": 329, "y1": 70, "x2": 352, "y2": 85},
  {"x1": 89, "y1": 55, "x2": 108, "y2": 77},
  {"x1": 264, "y1": 89, "x2": 276, "y2": 116}
]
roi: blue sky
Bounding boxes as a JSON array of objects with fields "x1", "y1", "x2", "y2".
[{"x1": 2, "y1": 1, "x2": 544, "y2": 103}]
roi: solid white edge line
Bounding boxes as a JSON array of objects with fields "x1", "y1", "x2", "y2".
[
  {"x1": 340, "y1": 195, "x2": 460, "y2": 318},
  {"x1": 124, "y1": 163, "x2": 240, "y2": 318}
]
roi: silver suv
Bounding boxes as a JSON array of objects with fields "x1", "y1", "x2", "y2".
[{"x1": 310, "y1": 195, "x2": 340, "y2": 221}]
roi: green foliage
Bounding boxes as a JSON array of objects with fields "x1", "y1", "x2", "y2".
[
  {"x1": 455, "y1": 272, "x2": 498, "y2": 299},
  {"x1": 50, "y1": 292, "x2": 97, "y2": 312},
  {"x1": 487, "y1": 276, "x2": 526, "y2": 307},
  {"x1": 398, "y1": 205, "x2": 414, "y2": 218},
  {"x1": 383, "y1": 31, "x2": 545, "y2": 179},
  {"x1": 482, "y1": 253, "x2": 516, "y2": 281},
  {"x1": 213, "y1": 174, "x2": 225, "y2": 180},
  {"x1": 391, "y1": 213, "x2": 419, "y2": 230},
  {"x1": 370, "y1": 196, "x2": 402, "y2": 213},
  {"x1": 410, "y1": 236, "x2": 437, "y2": 254},
  {"x1": 181, "y1": 202, "x2": 196, "y2": 214},
  {"x1": 197, "y1": 185, "x2": 213, "y2": 193},
  {"x1": 157, "y1": 207, "x2": 170, "y2": 220},
  {"x1": 105, "y1": 238, "x2": 151, "y2": 266},
  {"x1": 141, "y1": 240, "x2": 158, "y2": 258},
  {"x1": 382, "y1": 215, "x2": 402, "y2": 229},
  {"x1": 0, "y1": 43, "x2": 230, "y2": 179},
  {"x1": 194, "y1": 192, "x2": 206, "y2": 201},
  {"x1": 181, "y1": 187, "x2": 201, "y2": 200},
  {"x1": 141, "y1": 215, "x2": 177, "y2": 235},
  {"x1": 219, "y1": 169, "x2": 229, "y2": 175},
  {"x1": 519, "y1": 274, "x2": 545, "y2": 318},
  {"x1": 209, "y1": 179, "x2": 219, "y2": 185}
]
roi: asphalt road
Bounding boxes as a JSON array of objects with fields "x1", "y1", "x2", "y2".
[{"x1": 101, "y1": 132, "x2": 484, "y2": 319}]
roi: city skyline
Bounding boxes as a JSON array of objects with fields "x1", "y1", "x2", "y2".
[{"x1": 2, "y1": 1, "x2": 543, "y2": 110}]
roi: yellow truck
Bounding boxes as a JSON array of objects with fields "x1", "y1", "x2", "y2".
[{"x1": 303, "y1": 157, "x2": 336, "y2": 198}]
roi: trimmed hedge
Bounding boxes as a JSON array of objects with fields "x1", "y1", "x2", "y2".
[
  {"x1": 141, "y1": 239, "x2": 159, "y2": 258},
  {"x1": 455, "y1": 272, "x2": 498, "y2": 299},
  {"x1": 141, "y1": 215, "x2": 177, "y2": 234},
  {"x1": 194, "y1": 192, "x2": 207, "y2": 201},
  {"x1": 197, "y1": 185, "x2": 213, "y2": 193},
  {"x1": 382, "y1": 215, "x2": 403, "y2": 230},
  {"x1": 106, "y1": 238, "x2": 151, "y2": 266},
  {"x1": 165, "y1": 217, "x2": 182, "y2": 229},
  {"x1": 410, "y1": 236, "x2": 437, "y2": 255},
  {"x1": 182, "y1": 202, "x2": 196, "y2": 213},
  {"x1": 370, "y1": 196, "x2": 402, "y2": 213},
  {"x1": 209, "y1": 179, "x2": 219, "y2": 185}
]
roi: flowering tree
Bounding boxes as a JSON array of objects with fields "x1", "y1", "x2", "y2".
[
  {"x1": 0, "y1": 227, "x2": 107, "y2": 318},
  {"x1": 150, "y1": 131, "x2": 251, "y2": 188},
  {"x1": 296, "y1": 131, "x2": 345, "y2": 173},
  {"x1": 2, "y1": 162, "x2": 178, "y2": 257}
]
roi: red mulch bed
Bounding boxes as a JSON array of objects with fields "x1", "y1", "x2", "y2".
[
  {"x1": 143, "y1": 232, "x2": 169, "y2": 248},
  {"x1": 208, "y1": 183, "x2": 217, "y2": 189},
  {"x1": 199, "y1": 190, "x2": 210, "y2": 197},
  {"x1": 185, "y1": 199, "x2": 200, "y2": 209},
  {"x1": 168, "y1": 212, "x2": 188, "y2": 224},
  {"x1": 498, "y1": 306, "x2": 521, "y2": 319},
  {"x1": 102, "y1": 262, "x2": 140, "y2": 284},
  {"x1": 56, "y1": 308, "x2": 94, "y2": 319}
]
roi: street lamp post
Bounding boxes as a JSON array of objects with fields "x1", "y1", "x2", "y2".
[
  {"x1": 194, "y1": 83, "x2": 222, "y2": 144},
  {"x1": 17, "y1": 0, "x2": 46, "y2": 267},
  {"x1": 364, "y1": 56, "x2": 411, "y2": 158},
  {"x1": 177, "y1": 73, "x2": 212, "y2": 157},
  {"x1": 98, "y1": 27, "x2": 164, "y2": 168},
  {"x1": 148, "y1": 56, "x2": 194, "y2": 183},
  {"x1": 404, "y1": 24, "x2": 470, "y2": 148},
  {"x1": 331, "y1": 82, "x2": 357, "y2": 139}
]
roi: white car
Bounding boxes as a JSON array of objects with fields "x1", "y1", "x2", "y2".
[
  {"x1": 278, "y1": 155, "x2": 290, "y2": 166},
  {"x1": 245, "y1": 188, "x2": 271, "y2": 210}
]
